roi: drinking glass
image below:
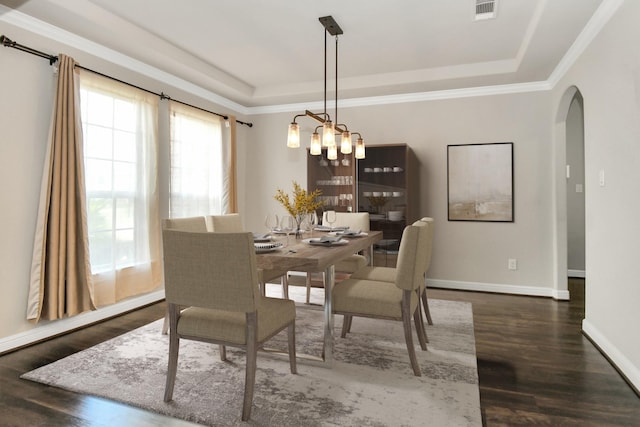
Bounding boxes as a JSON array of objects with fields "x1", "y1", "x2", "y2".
[
  {"x1": 307, "y1": 211, "x2": 318, "y2": 237},
  {"x1": 325, "y1": 210, "x2": 336, "y2": 229},
  {"x1": 280, "y1": 215, "x2": 295, "y2": 246},
  {"x1": 264, "y1": 213, "x2": 279, "y2": 233}
]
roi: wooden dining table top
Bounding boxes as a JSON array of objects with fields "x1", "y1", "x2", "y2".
[{"x1": 255, "y1": 230, "x2": 383, "y2": 272}]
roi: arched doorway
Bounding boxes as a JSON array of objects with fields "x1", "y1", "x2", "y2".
[{"x1": 552, "y1": 86, "x2": 585, "y2": 300}]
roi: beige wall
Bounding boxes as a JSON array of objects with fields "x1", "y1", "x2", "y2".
[
  {"x1": 552, "y1": 0, "x2": 640, "y2": 390},
  {"x1": 244, "y1": 93, "x2": 556, "y2": 294}
]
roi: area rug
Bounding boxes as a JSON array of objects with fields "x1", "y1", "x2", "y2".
[{"x1": 22, "y1": 288, "x2": 481, "y2": 426}]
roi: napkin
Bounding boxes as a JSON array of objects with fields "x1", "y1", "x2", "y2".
[
  {"x1": 337, "y1": 229, "x2": 362, "y2": 236},
  {"x1": 319, "y1": 235, "x2": 342, "y2": 243}
]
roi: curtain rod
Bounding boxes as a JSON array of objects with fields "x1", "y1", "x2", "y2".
[{"x1": 0, "y1": 35, "x2": 253, "y2": 127}]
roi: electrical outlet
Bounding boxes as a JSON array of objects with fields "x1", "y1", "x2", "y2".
[{"x1": 508, "y1": 258, "x2": 517, "y2": 270}]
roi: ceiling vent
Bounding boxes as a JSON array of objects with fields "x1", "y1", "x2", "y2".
[{"x1": 475, "y1": 0, "x2": 497, "y2": 21}]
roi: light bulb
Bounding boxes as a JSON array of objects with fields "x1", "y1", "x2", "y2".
[
  {"x1": 310, "y1": 132, "x2": 322, "y2": 155},
  {"x1": 355, "y1": 137, "x2": 365, "y2": 159},
  {"x1": 327, "y1": 143, "x2": 338, "y2": 160},
  {"x1": 322, "y1": 121, "x2": 335, "y2": 147},
  {"x1": 287, "y1": 122, "x2": 300, "y2": 148},
  {"x1": 340, "y1": 131, "x2": 352, "y2": 154}
]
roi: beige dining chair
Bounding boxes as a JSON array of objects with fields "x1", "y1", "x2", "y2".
[
  {"x1": 303, "y1": 212, "x2": 370, "y2": 304},
  {"x1": 208, "y1": 214, "x2": 290, "y2": 298},
  {"x1": 350, "y1": 217, "x2": 435, "y2": 327},
  {"x1": 162, "y1": 229, "x2": 297, "y2": 421},
  {"x1": 332, "y1": 221, "x2": 429, "y2": 376},
  {"x1": 161, "y1": 216, "x2": 209, "y2": 335}
]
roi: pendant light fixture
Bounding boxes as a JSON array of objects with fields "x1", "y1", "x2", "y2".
[{"x1": 286, "y1": 16, "x2": 365, "y2": 159}]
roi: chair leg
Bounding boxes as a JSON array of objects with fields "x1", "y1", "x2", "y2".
[
  {"x1": 164, "y1": 305, "x2": 180, "y2": 401},
  {"x1": 243, "y1": 313, "x2": 258, "y2": 421},
  {"x1": 402, "y1": 292, "x2": 422, "y2": 376},
  {"x1": 219, "y1": 345, "x2": 227, "y2": 361},
  {"x1": 340, "y1": 315, "x2": 351, "y2": 338},
  {"x1": 161, "y1": 308, "x2": 169, "y2": 335},
  {"x1": 305, "y1": 273, "x2": 312, "y2": 304},
  {"x1": 282, "y1": 273, "x2": 289, "y2": 299},
  {"x1": 287, "y1": 322, "x2": 297, "y2": 374},
  {"x1": 259, "y1": 281, "x2": 266, "y2": 297},
  {"x1": 414, "y1": 307, "x2": 428, "y2": 351},
  {"x1": 422, "y1": 290, "x2": 433, "y2": 325}
]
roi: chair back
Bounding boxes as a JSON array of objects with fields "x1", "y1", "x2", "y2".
[
  {"x1": 163, "y1": 216, "x2": 208, "y2": 232},
  {"x1": 323, "y1": 212, "x2": 370, "y2": 231},
  {"x1": 208, "y1": 213, "x2": 243, "y2": 232},
  {"x1": 419, "y1": 217, "x2": 434, "y2": 272},
  {"x1": 395, "y1": 221, "x2": 431, "y2": 291},
  {"x1": 162, "y1": 230, "x2": 260, "y2": 312}
]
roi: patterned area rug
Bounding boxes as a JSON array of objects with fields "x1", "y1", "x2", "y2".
[{"x1": 22, "y1": 287, "x2": 481, "y2": 426}]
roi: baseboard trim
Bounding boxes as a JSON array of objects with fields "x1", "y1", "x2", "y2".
[
  {"x1": 568, "y1": 269, "x2": 586, "y2": 278},
  {"x1": 0, "y1": 290, "x2": 165, "y2": 355},
  {"x1": 582, "y1": 319, "x2": 640, "y2": 395},
  {"x1": 428, "y1": 278, "x2": 570, "y2": 300}
]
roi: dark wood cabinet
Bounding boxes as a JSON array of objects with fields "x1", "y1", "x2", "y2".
[
  {"x1": 308, "y1": 144, "x2": 417, "y2": 267},
  {"x1": 357, "y1": 144, "x2": 416, "y2": 266}
]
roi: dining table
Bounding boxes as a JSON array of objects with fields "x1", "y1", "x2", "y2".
[{"x1": 256, "y1": 229, "x2": 383, "y2": 366}]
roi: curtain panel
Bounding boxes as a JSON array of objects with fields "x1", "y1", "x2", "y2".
[
  {"x1": 27, "y1": 54, "x2": 95, "y2": 322},
  {"x1": 79, "y1": 70, "x2": 162, "y2": 306}
]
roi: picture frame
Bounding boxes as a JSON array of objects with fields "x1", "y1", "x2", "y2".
[{"x1": 447, "y1": 142, "x2": 514, "y2": 222}]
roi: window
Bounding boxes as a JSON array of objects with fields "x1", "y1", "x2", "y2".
[
  {"x1": 169, "y1": 102, "x2": 224, "y2": 217},
  {"x1": 80, "y1": 71, "x2": 161, "y2": 304}
]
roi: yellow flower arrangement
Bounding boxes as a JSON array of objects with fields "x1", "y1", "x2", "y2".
[{"x1": 274, "y1": 181, "x2": 324, "y2": 219}]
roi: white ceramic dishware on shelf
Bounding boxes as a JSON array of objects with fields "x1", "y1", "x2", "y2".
[
  {"x1": 362, "y1": 191, "x2": 372, "y2": 197},
  {"x1": 383, "y1": 167, "x2": 392, "y2": 172},
  {"x1": 373, "y1": 167, "x2": 382, "y2": 173},
  {"x1": 372, "y1": 191, "x2": 382, "y2": 197},
  {"x1": 388, "y1": 210, "x2": 404, "y2": 221},
  {"x1": 392, "y1": 191, "x2": 403, "y2": 197},
  {"x1": 383, "y1": 191, "x2": 392, "y2": 197},
  {"x1": 393, "y1": 166, "x2": 403, "y2": 172},
  {"x1": 364, "y1": 167, "x2": 373, "y2": 172}
]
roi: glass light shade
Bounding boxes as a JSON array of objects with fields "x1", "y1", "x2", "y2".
[
  {"x1": 327, "y1": 143, "x2": 338, "y2": 160},
  {"x1": 310, "y1": 132, "x2": 322, "y2": 155},
  {"x1": 340, "y1": 131, "x2": 352, "y2": 154},
  {"x1": 322, "y1": 121, "x2": 335, "y2": 147},
  {"x1": 287, "y1": 122, "x2": 300, "y2": 148},
  {"x1": 355, "y1": 137, "x2": 365, "y2": 159}
]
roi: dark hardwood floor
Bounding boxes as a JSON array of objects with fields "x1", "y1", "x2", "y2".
[{"x1": 1, "y1": 279, "x2": 638, "y2": 426}]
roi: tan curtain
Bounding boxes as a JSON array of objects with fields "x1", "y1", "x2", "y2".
[
  {"x1": 225, "y1": 115, "x2": 238, "y2": 213},
  {"x1": 27, "y1": 54, "x2": 95, "y2": 322}
]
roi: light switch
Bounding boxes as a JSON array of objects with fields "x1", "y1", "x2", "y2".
[
  {"x1": 576, "y1": 184, "x2": 583, "y2": 193},
  {"x1": 599, "y1": 169, "x2": 605, "y2": 187},
  {"x1": 566, "y1": 165, "x2": 571, "y2": 179}
]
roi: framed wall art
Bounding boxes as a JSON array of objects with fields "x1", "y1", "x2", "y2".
[{"x1": 447, "y1": 142, "x2": 514, "y2": 222}]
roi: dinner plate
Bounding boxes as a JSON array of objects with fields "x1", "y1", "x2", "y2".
[
  {"x1": 254, "y1": 242, "x2": 283, "y2": 253},
  {"x1": 302, "y1": 237, "x2": 349, "y2": 246},
  {"x1": 333, "y1": 230, "x2": 368, "y2": 238}
]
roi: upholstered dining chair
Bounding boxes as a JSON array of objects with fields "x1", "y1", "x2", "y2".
[
  {"x1": 161, "y1": 216, "x2": 209, "y2": 335},
  {"x1": 303, "y1": 212, "x2": 371, "y2": 304},
  {"x1": 350, "y1": 217, "x2": 435, "y2": 327},
  {"x1": 208, "y1": 214, "x2": 290, "y2": 299},
  {"x1": 332, "y1": 221, "x2": 429, "y2": 376},
  {"x1": 162, "y1": 229, "x2": 297, "y2": 421}
]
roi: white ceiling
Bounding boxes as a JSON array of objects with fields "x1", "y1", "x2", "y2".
[{"x1": 1, "y1": 0, "x2": 605, "y2": 108}]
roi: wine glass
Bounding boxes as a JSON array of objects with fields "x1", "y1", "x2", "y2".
[
  {"x1": 280, "y1": 215, "x2": 295, "y2": 246},
  {"x1": 325, "y1": 210, "x2": 336, "y2": 230},
  {"x1": 307, "y1": 211, "x2": 318, "y2": 237},
  {"x1": 264, "y1": 213, "x2": 279, "y2": 234}
]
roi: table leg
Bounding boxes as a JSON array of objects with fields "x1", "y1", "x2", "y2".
[{"x1": 322, "y1": 264, "x2": 335, "y2": 366}]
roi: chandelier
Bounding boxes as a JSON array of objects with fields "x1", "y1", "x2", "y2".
[{"x1": 286, "y1": 16, "x2": 365, "y2": 160}]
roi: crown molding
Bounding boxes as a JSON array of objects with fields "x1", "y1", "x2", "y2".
[
  {"x1": 1, "y1": 0, "x2": 623, "y2": 117},
  {"x1": 0, "y1": 6, "x2": 251, "y2": 115},
  {"x1": 547, "y1": 0, "x2": 624, "y2": 88}
]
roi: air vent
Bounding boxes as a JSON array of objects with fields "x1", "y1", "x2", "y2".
[{"x1": 475, "y1": 0, "x2": 497, "y2": 20}]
